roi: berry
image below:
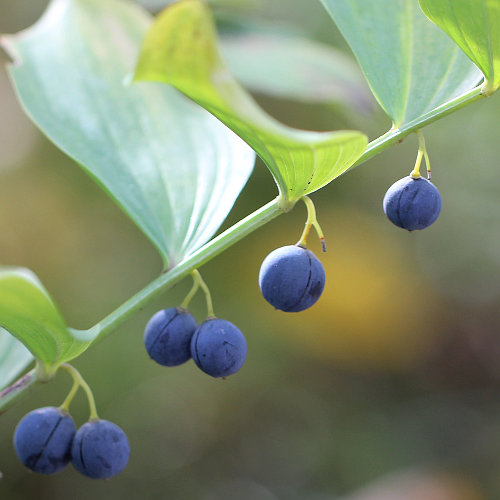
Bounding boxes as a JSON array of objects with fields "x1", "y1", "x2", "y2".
[
  {"x1": 144, "y1": 307, "x2": 197, "y2": 366},
  {"x1": 190, "y1": 318, "x2": 247, "y2": 378},
  {"x1": 14, "y1": 406, "x2": 76, "y2": 474},
  {"x1": 383, "y1": 176, "x2": 442, "y2": 230},
  {"x1": 258, "y1": 245, "x2": 326, "y2": 312},
  {"x1": 71, "y1": 419, "x2": 130, "y2": 479}
]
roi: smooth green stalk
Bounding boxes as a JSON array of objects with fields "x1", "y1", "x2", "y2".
[
  {"x1": 352, "y1": 84, "x2": 485, "y2": 168},
  {"x1": 76, "y1": 84, "x2": 488, "y2": 344},
  {"x1": 78, "y1": 197, "x2": 285, "y2": 343},
  {"x1": 0, "y1": 368, "x2": 38, "y2": 414}
]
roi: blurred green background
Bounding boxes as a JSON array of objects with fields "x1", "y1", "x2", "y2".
[{"x1": 1, "y1": 0, "x2": 500, "y2": 499}]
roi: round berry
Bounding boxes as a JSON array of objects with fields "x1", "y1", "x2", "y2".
[
  {"x1": 144, "y1": 307, "x2": 197, "y2": 366},
  {"x1": 71, "y1": 419, "x2": 130, "y2": 479},
  {"x1": 190, "y1": 318, "x2": 247, "y2": 378},
  {"x1": 258, "y1": 245, "x2": 326, "y2": 312},
  {"x1": 383, "y1": 176, "x2": 442, "y2": 231},
  {"x1": 14, "y1": 406, "x2": 76, "y2": 474}
]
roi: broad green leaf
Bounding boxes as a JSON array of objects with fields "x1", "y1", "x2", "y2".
[
  {"x1": 2, "y1": 0, "x2": 255, "y2": 268},
  {"x1": 0, "y1": 329, "x2": 33, "y2": 390},
  {"x1": 0, "y1": 268, "x2": 89, "y2": 375},
  {"x1": 135, "y1": 0, "x2": 367, "y2": 205},
  {"x1": 220, "y1": 32, "x2": 372, "y2": 114},
  {"x1": 320, "y1": 0, "x2": 482, "y2": 127},
  {"x1": 419, "y1": 0, "x2": 500, "y2": 95}
]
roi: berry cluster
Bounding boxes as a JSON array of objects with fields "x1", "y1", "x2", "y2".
[
  {"x1": 13, "y1": 158, "x2": 442, "y2": 479},
  {"x1": 144, "y1": 309, "x2": 247, "y2": 378},
  {"x1": 14, "y1": 407, "x2": 129, "y2": 479}
]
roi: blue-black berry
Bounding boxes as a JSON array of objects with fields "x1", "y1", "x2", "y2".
[
  {"x1": 71, "y1": 419, "x2": 130, "y2": 479},
  {"x1": 14, "y1": 406, "x2": 76, "y2": 474},
  {"x1": 190, "y1": 318, "x2": 247, "y2": 378},
  {"x1": 144, "y1": 307, "x2": 197, "y2": 366},
  {"x1": 258, "y1": 245, "x2": 326, "y2": 312},
  {"x1": 383, "y1": 176, "x2": 442, "y2": 231}
]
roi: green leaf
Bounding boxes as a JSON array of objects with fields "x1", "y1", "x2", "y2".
[
  {"x1": 419, "y1": 0, "x2": 500, "y2": 95},
  {"x1": 320, "y1": 0, "x2": 483, "y2": 127},
  {"x1": 135, "y1": 0, "x2": 368, "y2": 206},
  {"x1": 2, "y1": 0, "x2": 255, "y2": 268},
  {"x1": 0, "y1": 268, "x2": 89, "y2": 376},
  {"x1": 220, "y1": 32, "x2": 372, "y2": 114},
  {"x1": 0, "y1": 329, "x2": 33, "y2": 390}
]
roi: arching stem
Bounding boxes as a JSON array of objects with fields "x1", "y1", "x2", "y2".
[{"x1": 297, "y1": 196, "x2": 326, "y2": 252}]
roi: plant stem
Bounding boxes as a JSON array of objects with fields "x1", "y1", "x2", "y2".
[
  {"x1": 79, "y1": 85, "x2": 487, "y2": 344},
  {"x1": 351, "y1": 84, "x2": 485, "y2": 169},
  {"x1": 0, "y1": 368, "x2": 39, "y2": 414},
  {"x1": 76, "y1": 197, "x2": 284, "y2": 343},
  {"x1": 0, "y1": 85, "x2": 491, "y2": 414}
]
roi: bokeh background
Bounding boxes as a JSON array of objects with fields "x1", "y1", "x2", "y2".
[{"x1": 1, "y1": 0, "x2": 500, "y2": 499}]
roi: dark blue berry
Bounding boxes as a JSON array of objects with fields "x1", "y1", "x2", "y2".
[
  {"x1": 71, "y1": 420, "x2": 130, "y2": 479},
  {"x1": 144, "y1": 307, "x2": 197, "y2": 366},
  {"x1": 258, "y1": 245, "x2": 326, "y2": 312},
  {"x1": 190, "y1": 318, "x2": 247, "y2": 378},
  {"x1": 383, "y1": 176, "x2": 442, "y2": 230},
  {"x1": 14, "y1": 406, "x2": 76, "y2": 474}
]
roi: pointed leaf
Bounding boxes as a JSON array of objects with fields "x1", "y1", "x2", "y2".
[
  {"x1": 320, "y1": 0, "x2": 482, "y2": 127},
  {"x1": 0, "y1": 329, "x2": 33, "y2": 390},
  {"x1": 220, "y1": 32, "x2": 373, "y2": 113},
  {"x1": 135, "y1": 0, "x2": 367, "y2": 205},
  {"x1": 0, "y1": 268, "x2": 90, "y2": 375},
  {"x1": 419, "y1": 0, "x2": 500, "y2": 94},
  {"x1": 2, "y1": 0, "x2": 255, "y2": 268}
]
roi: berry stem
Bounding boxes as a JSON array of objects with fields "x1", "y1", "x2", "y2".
[
  {"x1": 297, "y1": 196, "x2": 326, "y2": 252},
  {"x1": 59, "y1": 364, "x2": 99, "y2": 420},
  {"x1": 180, "y1": 271, "x2": 200, "y2": 310},
  {"x1": 420, "y1": 133, "x2": 432, "y2": 180},
  {"x1": 192, "y1": 269, "x2": 215, "y2": 318},
  {"x1": 410, "y1": 131, "x2": 423, "y2": 178},
  {"x1": 59, "y1": 372, "x2": 79, "y2": 412}
]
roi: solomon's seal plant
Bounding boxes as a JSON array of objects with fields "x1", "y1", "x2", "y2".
[{"x1": 0, "y1": 0, "x2": 498, "y2": 481}]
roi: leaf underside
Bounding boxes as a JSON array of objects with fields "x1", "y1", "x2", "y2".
[
  {"x1": 220, "y1": 32, "x2": 373, "y2": 114},
  {"x1": 419, "y1": 0, "x2": 500, "y2": 94},
  {"x1": 0, "y1": 329, "x2": 33, "y2": 390},
  {"x1": 2, "y1": 0, "x2": 255, "y2": 268},
  {"x1": 320, "y1": 0, "x2": 483, "y2": 127},
  {"x1": 135, "y1": 0, "x2": 368, "y2": 205}
]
